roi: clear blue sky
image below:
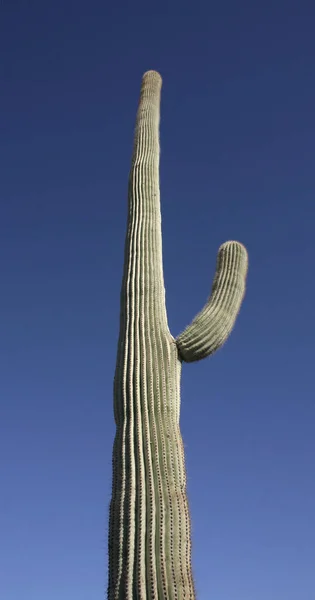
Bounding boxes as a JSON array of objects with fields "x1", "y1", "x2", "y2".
[{"x1": 1, "y1": 1, "x2": 314, "y2": 598}]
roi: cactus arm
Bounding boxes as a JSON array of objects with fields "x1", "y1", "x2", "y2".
[{"x1": 176, "y1": 241, "x2": 248, "y2": 363}]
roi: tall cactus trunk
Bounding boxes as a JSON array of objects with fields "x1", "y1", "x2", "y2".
[{"x1": 108, "y1": 71, "x2": 248, "y2": 600}]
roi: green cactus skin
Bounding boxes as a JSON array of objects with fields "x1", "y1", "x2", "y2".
[{"x1": 108, "y1": 70, "x2": 248, "y2": 600}]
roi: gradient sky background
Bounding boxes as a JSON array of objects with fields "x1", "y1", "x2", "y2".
[{"x1": 1, "y1": 1, "x2": 315, "y2": 599}]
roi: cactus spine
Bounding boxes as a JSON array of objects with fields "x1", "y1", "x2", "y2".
[{"x1": 108, "y1": 71, "x2": 248, "y2": 600}]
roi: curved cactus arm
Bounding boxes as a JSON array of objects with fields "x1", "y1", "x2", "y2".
[{"x1": 175, "y1": 241, "x2": 248, "y2": 362}]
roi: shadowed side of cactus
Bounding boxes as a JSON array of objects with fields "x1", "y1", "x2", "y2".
[{"x1": 107, "y1": 70, "x2": 248, "y2": 600}]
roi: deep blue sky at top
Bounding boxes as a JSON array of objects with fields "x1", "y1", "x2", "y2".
[{"x1": 1, "y1": 1, "x2": 315, "y2": 598}]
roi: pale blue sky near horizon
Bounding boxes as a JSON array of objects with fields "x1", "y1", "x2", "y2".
[{"x1": 1, "y1": 1, "x2": 315, "y2": 598}]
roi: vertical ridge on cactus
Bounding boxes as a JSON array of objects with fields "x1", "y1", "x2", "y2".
[{"x1": 107, "y1": 70, "x2": 248, "y2": 600}]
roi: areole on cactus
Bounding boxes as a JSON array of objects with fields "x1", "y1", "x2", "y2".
[{"x1": 108, "y1": 70, "x2": 248, "y2": 599}]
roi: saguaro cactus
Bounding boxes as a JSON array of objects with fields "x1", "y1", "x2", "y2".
[{"x1": 108, "y1": 70, "x2": 248, "y2": 600}]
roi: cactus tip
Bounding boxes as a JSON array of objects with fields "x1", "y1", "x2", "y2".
[{"x1": 142, "y1": 69, "x2": 162, "y2": 82}]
